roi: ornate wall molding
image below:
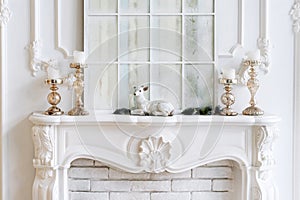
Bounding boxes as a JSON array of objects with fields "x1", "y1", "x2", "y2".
[
  {"x1": 32, "y1": 125, "x2": 57, "y2": 200},
  {"x1": 256, "y1": 126, "x2": 277, "y2": 168},
  {"x1": 218, "y1": 0, "x2": 244, "y2": 58},
  {"x1": 291, "y1": 2, "x2": 300, "y2": 200},
  {"x1": 32, "y1": 125, "x2": 54, "y2": 167},
  {"x1": 29, "y1": 0, "x2": 58, "y2": 76},
  {"x1": 0, "y1": 1, "x2": 10, "y2": 199},
  {"x1": 290, "y1": 2, "x2": 300, "y2": 33},
  {"x1": 0, "y1": 3, "x2": 11, "y2": 27},
  {"x1": 138, "y1": 136, "x2": 171, "y2": 173},
  {"x1": 258, "y1": 0, "x2": 271, "y2": 71}
]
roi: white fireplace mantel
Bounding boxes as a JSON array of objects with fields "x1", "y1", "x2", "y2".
[{"x1": 29, "y1": 112, "x2": 280, "y2": 200}]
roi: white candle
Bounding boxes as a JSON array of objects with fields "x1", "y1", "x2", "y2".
[
  {"x1": 222, "y1": 68, "x2": 236, "y2": 79},
  {"x1": 246, "y1": 50, "x2": 261, "y2": 60},
  {"x1": 73, "y1": 51, "x2": 85, "y2": 64},
  {"x1": 47, "y1": 66, "x2": 60, "y2": 79}
]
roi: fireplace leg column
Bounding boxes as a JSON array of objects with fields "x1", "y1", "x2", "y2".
[
  {"x1": 248, "y1": 126, "x2": 279, "y2": 200},
  {"x1": 32, "y1": 167, "x2": 58, "y2": 200}
]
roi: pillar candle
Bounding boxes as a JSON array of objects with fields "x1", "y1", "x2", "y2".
[
  {"x1": 74, "y1": 51, "x2": 85, "y2": 64},
  {"x1": 246, "y1": 50, "x2": 261, "y2": 60},
  {"x1": 222, "y1": 68, "x2": 236, "y2": 79},
  {"x1": 47, "y1": 66, "x2": 60, "y2": 79}
]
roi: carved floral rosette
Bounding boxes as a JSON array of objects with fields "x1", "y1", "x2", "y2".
[{"x1": 138, "y1": 136, "x2": 172, "y2": 173}]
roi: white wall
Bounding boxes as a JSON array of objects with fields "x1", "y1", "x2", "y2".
[{"x1": 2, "y1": 0, "x2": 295, "y2": 199}]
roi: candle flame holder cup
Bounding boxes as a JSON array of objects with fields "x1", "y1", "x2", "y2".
[
  {"x1": 242, "y1": 59, "x2": 264, "y2": 116},
  {"x1": 44, "y1": 78, "x2": 64, "y2": 115},
  {"x1": 219, "y1": 78, "x2": 238, "y2": 116},
  {"x1": 68, "y1": 63, "x2": 89, "y2": 116}
]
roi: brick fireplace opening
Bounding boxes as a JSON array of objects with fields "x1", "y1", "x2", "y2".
[{"x1": 68, "y1": 159, "x2": 239, "y2": 200}]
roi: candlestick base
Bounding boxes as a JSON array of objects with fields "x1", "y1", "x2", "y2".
[
  {"x1": 242, "y1": 106, "x2": 264, "y2": 116},
  {"x1": 68, "y1": 106, "x2": 89, "y2": 116},
  {"x1": 220, "y1": 107, "x2": 238, "y2": 116},
  {"x1": 45, "y1": 106, "x2": 64, "y2": 116}
]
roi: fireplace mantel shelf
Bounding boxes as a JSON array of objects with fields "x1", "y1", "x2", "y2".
[{"x1": 29, "y1": 112, "x2": 280, "y2": 200}]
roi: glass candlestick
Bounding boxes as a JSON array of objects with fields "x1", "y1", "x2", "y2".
[
  {"x1": 242, "y1": 60, "x2": 264, "y2": 116},
  {"x1": 44, "y1": 79, "x2": 64, "y2": 115},
  {"x1": 219, "y1": 78, "x2": 238, "y2": 116},
  {"x1": 68, "y1": 63, "x2": 89, "y2": 116}
]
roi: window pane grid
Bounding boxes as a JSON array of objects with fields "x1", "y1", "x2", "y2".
[{"x1": 86, "y1": 0, "x2": 216, "y2": 109}]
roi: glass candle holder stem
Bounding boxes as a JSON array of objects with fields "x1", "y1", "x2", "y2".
[
  {"x1": 68, "y1": 63, "x2": 89, "y2": 116},
  {"x1": 242, "y1": 60, "x2": 264, "y2": 116},
  {"x1": 44, "y1": 78, "x2": 64, "y2": 115},
  {"x1": 219, "y1": 78, "x2": 238, "y2": 116}
]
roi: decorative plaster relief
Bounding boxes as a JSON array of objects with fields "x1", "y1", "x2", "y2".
[
  {"x1": 257, "y1": 37, "x2": 271, "y2": 73},
  {"x1": 255, "y1": 126, "x2": 278, "y2": 181},
  {"x1": 138, "y1": 136, "x2": 171, "y2": 173},
  {"x1": 290, "y1": 2, "x2": 300, "y2": 33},
  {"x1": 0, "y1": 3, "x2": 11, "y2": 27},
  {"x1": 32, "y1": 125, "x2": 54, "y2": 167},
  {"x1": 28, "y1": 40, "x2": 56, "y2": 76}
]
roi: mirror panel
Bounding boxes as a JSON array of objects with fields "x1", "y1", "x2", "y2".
[
  {"x1": 152, "y1": 16, "x2": 182, "y2": 62},
  {"x1": 87, "y1": 17, "x2": 118, "y2": 62},
  {"x1": 152, "y1": 0, "x2": 182, "y2": 13},
  {"x1": 151, "y1": 64, "x2": 182, "y2": 109},
  {"x1": 184, "y1": 0, "x2": 214, "y2": 13},
  {"x1": 88, "y1": 0, "x2": 117, "y2": 13},
  {"x1": 184, "y1": 64, "x2": 214, "y2": 108},
  {"x1": 119, "y1": 16, "x2": 150, "y2": 62},
  {"x1": 184, "y1": 16, "x2": 214, "y2": 61},
  {"x1": 120, "y1": 0, "x2": 149, "y2": 13}
]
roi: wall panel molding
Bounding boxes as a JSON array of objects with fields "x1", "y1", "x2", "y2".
[
  {"x1": 258, "y1": 0, "x2": 271, "y2": 72},
  {"x1": 0, "y1": 0, "x2": 11, "y2": 199},
  {"x1": 218, "y1": 0, "x2": 244, "y2": 58},
  {"x1": 290, "y1": 2, "x2": 300, "y2": 200}
]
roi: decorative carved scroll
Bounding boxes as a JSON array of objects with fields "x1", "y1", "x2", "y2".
[
  {"x1": 138, "y1": 136, "x2": 171, "y2": 173},
  {"x1": 32, "y1": 125, "x2": 57, "y2": 200}
]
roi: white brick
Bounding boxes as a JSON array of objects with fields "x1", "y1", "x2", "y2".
[
  {"x1": 172, "y1": 180, "x2": 211, "y2": 191},
  {"x1": 69, "y1": 168, "x2": 108, "y2": 179},
  {"x1": 131, "y1": 181, "x2": 171, "y2": 191},
  {"x1": 94, "y1": 161, "x2": 107, "y2": 167},
  {"x1": 212, "y1": 179, "x2": 233, "y2": 191},
  {"x1": 68, "y1": 179, "x2": 90, "y2": 191},
  {"x1": 71, "y1": 159, "x2": 94, "y2": 167},
  {"x1": 151, "y1": 192, "x2": 190, "y2": 200},
  {"x1": 110, "y1": 192, "x2": 150, "y2": 200},
  {"x1": 109, "y1": 168, "x2": 150, "y2": 179},
  {"x1": 150, "y1": 170, "x2": 191, "y2": 180},
  {"x1": 192, "y1": 192, "x2": 232, "y2": 200},
  {"x1": 69, "y1": 192, "x2": 108, "y2": 200},
  {"x1": 91, "y1": 180, "x2": 131, "y2": 191},
  {"x1": 205, "y1": 160, "x2": 233, "y2": 167},
  {"x1": 192, "y1": 167, "x2": 233, "y2": 179}
]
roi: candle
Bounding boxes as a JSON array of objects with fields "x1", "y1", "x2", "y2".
[
  {"x1": 73, "y1": 51, "x2": 85, "y2": 64},
  {"x1": 47, "y1": 66, "x2": 60, "y2": 80},
  {"x1": 222, "y1": 68, "x2": 236, "y2": 79},
  {"x1": 246, "y1": 50, "x2": 261, "y2": 60}
]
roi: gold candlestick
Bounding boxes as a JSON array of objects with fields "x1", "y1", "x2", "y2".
[
  {"x1": 242, "y1": 60, "x2": 264, "y2": 116},
  {"x1": 219, "y1": 78, "x2": 238, "y2": 116},
  {"x1": 68, "y1": 63, "x2": 89, "y2": 116},
  {"x1": 44, "y1": 79, "x2": 64, "y2": 115}
]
